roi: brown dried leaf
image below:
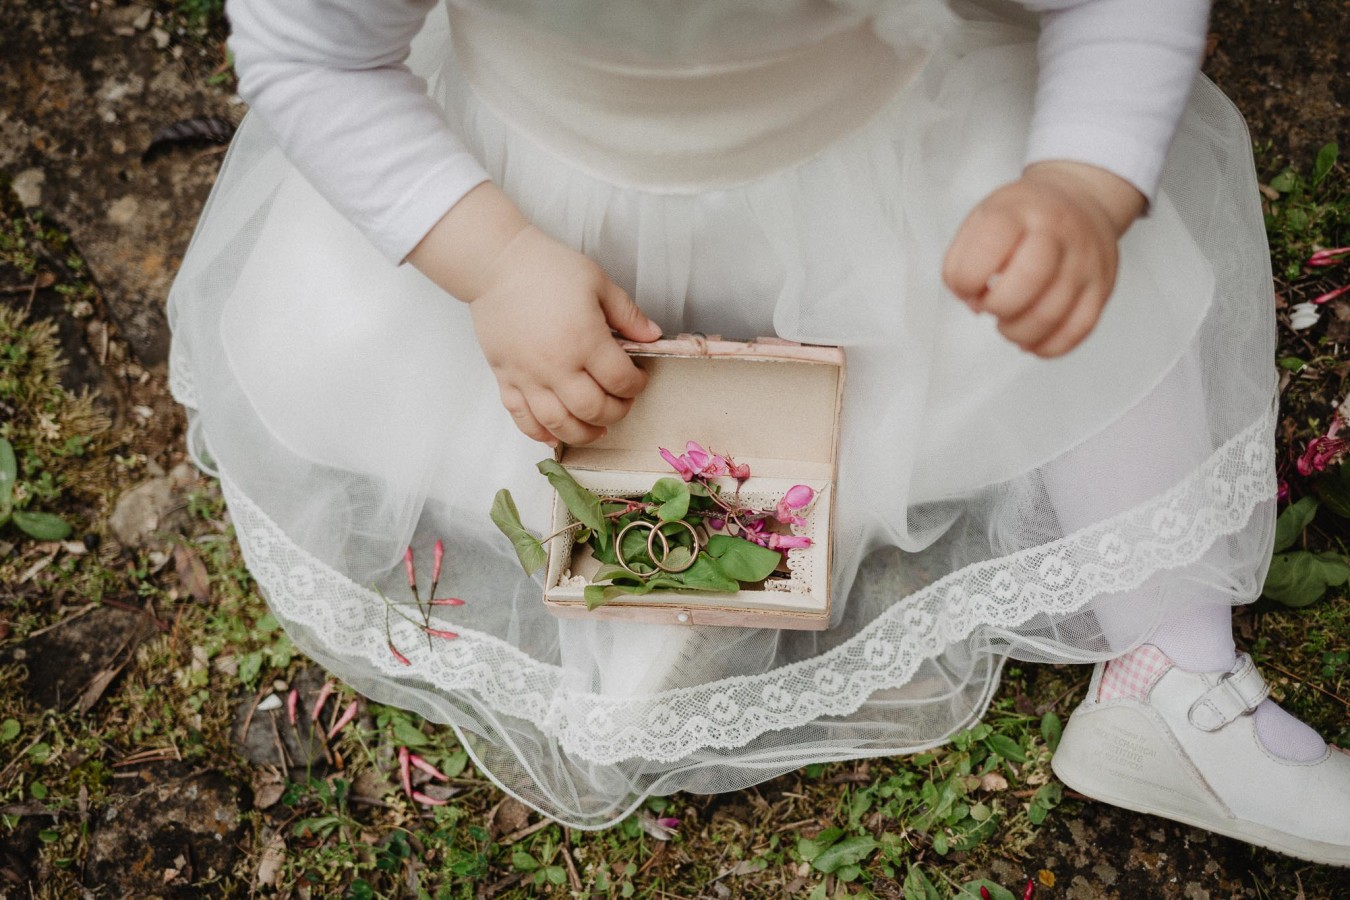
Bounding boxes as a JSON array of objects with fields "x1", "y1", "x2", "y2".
[
  {"x1": 173, "y1": 544, "x2": 211, "y2": 604},
  {"x1": 488, "y1": 797, "x2": 531, "y2": 839},
  {"x1": 979, "y1": 772, "x2": 1009, "y2": 792},
  {"x1": 143, "y1": 116, "x2": 237, "y2": 161},
  {"x1": 255, "y1": 833, "x2": 286, "y2": 889}
]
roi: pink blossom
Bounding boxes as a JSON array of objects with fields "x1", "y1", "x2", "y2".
[
  {"x1": 1277, "y1": 480, "x2": 1290, "y2": 504},
  {"x1": 432, "y1": 539, "x2": 445, "y2": 584},
  {"x1": 404, "y1": 546, "x2": 417, "y2": 593},
  {"x1": 768, "y1": 533, "x2": 812, "y2": 551},
  {"x1": 728, "y1": 461, "x2": 751, "y2": 482},
  {"x1": 389, "y1": 643, "x2": 411, "y2": 666},
  {"x1": 409, "y1": 753, "x2": 450, "y2": 782},
  {"x1": 685, "y1": 441, "x2": 729, "y2": 476},
  {"x1": 656, "y1": 817, "x2": 680, "y2": 829},
  {"x1": 775, "y1": 484, "x2": 815, "y2": 526},
  {"x1": 706, "y1": 517, "x2": 726, "y2": 532},
  {"x1": 398, "y1": 746, "x2": 413, "y2": 796},
  {"x1": 411, "y1": 790, "x2": 448, "y2": 806},
  {"x1": 1312, "y1": 283, "x2": 1350, "y2": 305},
  {"x1": 659, "y1": 447, "x2": 696, "y2": 481},
  {"x1": 423, "y1": 627, "x2": 459, "y2": 640},
  {"x1": 430, "y1": 597, "x2": 465, "y2": 606},
  {"x1": 1306, "y1": 246, "x2": 1350, "y2": 268},
  {"x1": 1296, "y1": 435, "x2": 1350, "y2": 476},
  {"x1": 311, "y1": 681, "x2": 335, "y2": 722},
  {"x1": 286, "y1": 688, "x2": 299, "y2": 726},
  {"x1": 326, "y1": 700, "x2": 359, "y2": 739}
]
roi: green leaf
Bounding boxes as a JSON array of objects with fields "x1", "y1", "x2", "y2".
[
  {"x1": 584, "y1": 584, "x2": 611, "y2": 611},
  {"x1": 983, "y1": 733, "x2": 1026, "y2": 763},
  {"x1": 511, "y1": 851, "x2": 539, "y2": 872},
  {"x1": 536, "y1": 459, "x2": 608, "y2": 550},
  {"x1": 650, "y1": 477, "x2": 691, "y2": 522},
  {"x1": 237, "y1": 651, "x2": 262, "y2": 687},
  {"x1": 441, "y1": 750, "x2": 469, "y2": 778},
  {"x1": 957, "y1": 880, "x2": 1015, "y2": 900},
  {"x1": 12, "y1": 510, "x2": 71, "y2": 542},
  {"x1": 0, "y1": 438, "x2": 15, "y2": 519},
  {"x1": 903, "y1": 865, "x2": 942, "y2": 900},
  {"x1": 1262, "y1": 550, "x2": 1350, "y2": 608},
  {"x1": 796, "y1": 827, "x2": 843, "y2": 862},
  {"x1": 1040, "y1": 711, "x2": 1062, "y2": 753},
  {"x1": 662, "y1": 546, "x2": 693, "y2": 571},
  {"x1": 1269, "y1": 170, "x2": 1297, "y2": 194},
  {"x1": 391, "y1": 717, "x2": 430, "y2": 748},
  {"x1": 1313, "y1": 142, "x2": 1339, "y2": 187},
  {"x1": 674, "y1": 554, "x2": 739, "y2": 593},
  {"x1": 704, "y1": 534, "x2": 781, "y2": 582},
  {"x1": 810, "y1": 835, "x2": 877, "y2": 874},
  {"x1": 490, "y1": 489, "x2": 547, "y2": 576},
  {"x1": 0, "y1": 719, "x2": 19, "y2": 743},
  {"x1": 1274, "y1": 496, "x2": 1319, "y2": 551}
]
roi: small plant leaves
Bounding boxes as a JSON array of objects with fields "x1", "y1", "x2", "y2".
[
  {"x1": 1313, "y1": 142, "x2": 1339, "y2": 188},
  {"x1": 983, "y1": 733, "x2": 1026, "y2": 763},
  {"x1": 704, "y1": 534, "x2": 780, "y2": 582},
  {"x1": 673, "y1": 555, "x2": 739, "y2": 593},
  {"x1": 809, "y1": 835, "x2": 877, "y2": 874},
  {"x1": 903, "y1": 865, "x2": 943, "y2": 900},
  {"x1": 650, "y1": 477, "x2": 690, "y2": 522},
  {"x1": 142, "y1": 116, "x2": 237, "y2": 161},
  {"x1": 1040, "y1": 710, "x2": 1062, "y2": 753},
  {"x1": 1273, "y1": 496, "x2": 1319, "y2": 551},
  {"x1": 1262, "y1": 549, "x2": 1350, "y2": 607},
  {"x1": 957, "y1": 881, "x2": 1015, "y2": 900},
  {"x1": 0, "y1": 437, "x2": 15, "y2": 520},
  {"x1": 490, "y1": 489, "x2": 547, "y2": 576},
  {"x1": 1315, "y1": 463, "x2": 1350, "y2": 519},
  {"x1": 12, "y1": 510, "x2": 72, "y2": 541},
  {"x1": 536, "y1": 459, "x2": 609, "y2": 550}
]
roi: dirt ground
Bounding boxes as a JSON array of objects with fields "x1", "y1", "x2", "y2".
[{"x1": 1, "y1": 0, "x2": 1347, "y2": 896}]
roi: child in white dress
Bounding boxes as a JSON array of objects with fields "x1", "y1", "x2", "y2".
[{"x1": 168, "y1": 0, "x2": 1349, "y2": 860}]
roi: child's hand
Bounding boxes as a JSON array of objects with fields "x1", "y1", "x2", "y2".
[
  {"x1": 469, "y1": 225, "x2": 661, "y2": 446},
  {"x1": 408, "y1": 183, "x2": 661, "y2": 447},
  {"x1": 942, "y1": 161, "x2": 1146, "y2": 358}
]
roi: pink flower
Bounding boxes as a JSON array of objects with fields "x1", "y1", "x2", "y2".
[
  {"x1": 411, "y1": 790, "x2": 448, "y2": 807},
  {"x1": 659, "y1": 447, "x2": 696, "y2": 481},
  {"x1": 389, "y1": 643, "x2": 411, "y2": 666},
  {"x1": 409, "y1": 753, "x2": 450, "y2": 782},
  {"x1": 1277, "y1": 480, "x2": 1290, "y2": 504},
  {"x1": 430, "y1": 597, "x2": 465, "y2": 606},
  {"x1": 1312, "y1": 283, "x2": 1350, "y2": 305},
  {"x1": 728, "y1": 461, "x2": 751, "y2": 482},
  {"x1": 685, "y1": 441, "x2": 729, "y2": 476},
  {"x1": 404, "y1": 546, "x2": 417, "y2": 593},
  {"x1": 1306, "y1": 246, "x2": 1350, "y2": 268},
  {"x1": 1296, "y1": 435, "x2": 1350, "y2": 476},
  {"x1": 327, "y1": 700, "x2": 359, "y2": 740},
  {"x1": 656, "y1": 817, "x2": 680, "y2": 829},
  {"x1": 311, "y1": 681, "x2": 335, "y2": 722},
  {"x1": 286, "y1": 688, "x2": 299, "y2": 726},
  {"x1": 398, "y1": 746, "x2": 413, "y2": 796},
  {"x1": 775, "y1": 484, "x2": 815, "y2": 526},
  {"x1": 423, "y1": 627, "x2": 459, "y2": 640},
  {"x1": 768, "y1": 533, "x2": 812, "y2": 551},
  {"x1": 706, "y1": 517, "x2": 726, "y2": 532},
  {"x1": 432, "y1": 538, "x2": 445, "y2": 584}
]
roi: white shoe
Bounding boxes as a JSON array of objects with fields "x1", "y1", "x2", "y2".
[{"x1": 1051, "y1": 645, "x2": 1350, "y2": 867}]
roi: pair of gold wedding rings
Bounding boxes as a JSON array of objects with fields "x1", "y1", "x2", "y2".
[{"x1": 614, "y1": 519, "x2": 702, "y2": 576}]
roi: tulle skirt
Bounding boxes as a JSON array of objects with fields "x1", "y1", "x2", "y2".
[{"x1": 168, "y1": 2, "x2": 1277, "y2": 826}]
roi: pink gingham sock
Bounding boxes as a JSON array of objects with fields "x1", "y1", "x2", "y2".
[{"x1": 1102, "y1": 607, "x2": 1325, "y2": 762}]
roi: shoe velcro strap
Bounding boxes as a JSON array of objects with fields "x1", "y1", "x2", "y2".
[{"x1": 1187, "y1": 654, "x2": 1269, "y2": 732}]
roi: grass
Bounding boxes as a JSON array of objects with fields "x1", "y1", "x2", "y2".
[{"x1": 2, "y1": 147, "x2": 1350, "y2": 898}]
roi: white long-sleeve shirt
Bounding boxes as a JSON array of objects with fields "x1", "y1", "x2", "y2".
[{"x1": 226, "y1": 0, "x2": 1211, "y2": 262}]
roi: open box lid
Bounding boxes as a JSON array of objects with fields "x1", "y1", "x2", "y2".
[{"x1": 559, "y1": 335, "x2": 846, "y2": 481}]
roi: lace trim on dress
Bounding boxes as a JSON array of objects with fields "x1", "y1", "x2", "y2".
[{"x1": 219, "y1": 406, "x2": 1275, "y2": 766}]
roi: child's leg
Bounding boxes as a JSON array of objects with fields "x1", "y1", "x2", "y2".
[{"x1": 1041, "y1": 356, "x2": 1323, "y2": 761}]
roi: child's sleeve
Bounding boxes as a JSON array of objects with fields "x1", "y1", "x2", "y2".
[
  {"x1": 1015, "y1": 0, "x2": 1213, "y2": 203},
  {"x1": 226, "y1": 0, "x2": 491, "y2": 263}
]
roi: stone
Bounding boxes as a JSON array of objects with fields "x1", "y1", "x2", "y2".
[
  {"x1": 108, "y1": 476, "x2": 180, "y2": 548},
  {"x1": 11, "y1": 167, "x2": 43, "y2": 207}
]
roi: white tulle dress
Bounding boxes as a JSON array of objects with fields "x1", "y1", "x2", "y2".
[{"x1": 168, "y1": 0, "x2": 1278, "y2": 827}]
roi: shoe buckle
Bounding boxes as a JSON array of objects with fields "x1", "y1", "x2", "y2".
[{"x1": 1187, "y1": 654, "x2": 1270, "y2": 732}]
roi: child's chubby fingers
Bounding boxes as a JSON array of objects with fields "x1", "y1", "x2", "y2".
[
  {"x1": 994, "y1": 273, "x2": 1082, "y2": 350},
  {"x1": 978, "y1": 231, "x2": 1063, "y2": 323},
  {"x1": 524, "y1": 387, "x2": 606, "y2": 446},
  {"x1": 942, "y1": 205, "x2": 1024, "y2": 305},
  {"x1": 586, "y1": 340, "x2": 650, "y2": 400},
  {"x1": 555, "y1": 372, "x2": 633, "y2": 428},
  {"x1": 499, "y1": 385, "x2": 556, "y2": 447},
  {"x1": 1030, "y1": 284, "x2": 1110, "y2": 358}
]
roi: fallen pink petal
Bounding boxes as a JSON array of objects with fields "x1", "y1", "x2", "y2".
[
  {"x1": 656, "y1": 817, "x2": 679, "y2": 829},
  {"x1": 311, "y1": 681, "x2": 335, "y2": 722},
  {"x1": 411, "y1": 790, "x2": 449, "y2": 806},
  {"x1": 398, "y1": 746, "x2": 413, "y2": 796},
  {"x1": 1306, "y1": 246, "x2": 1350, "y2": 267},
  {"x1": 1311, "y1": 283, "x2": 1350, "y2": 305},
  {"x1": 326, "y1": 700, "x2": 359, "y2": 740},
  {"x1": 409, "y1": 753, "x2": 450, "y2": 782}
]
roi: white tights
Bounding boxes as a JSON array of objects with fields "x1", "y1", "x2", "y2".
[{"x1": 1044, "y1": 358, "x2": 1325, "y2": 762}]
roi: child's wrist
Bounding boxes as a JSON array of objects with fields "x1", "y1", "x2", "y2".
[
  {"x1": 407, "y1": 181, "x2": 530, "y2": 303},
  {"x1": 1022, "y1": 160, "x2": 1146, "y2": 238}
]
